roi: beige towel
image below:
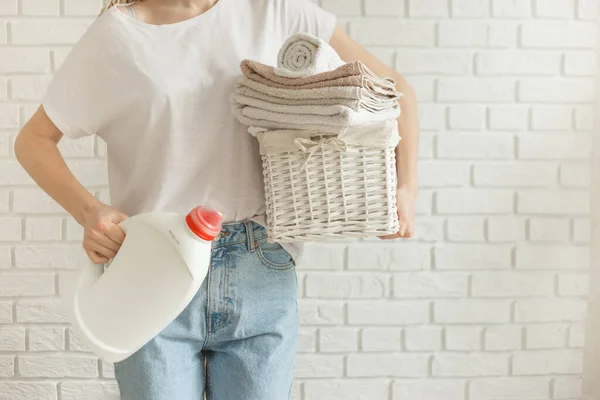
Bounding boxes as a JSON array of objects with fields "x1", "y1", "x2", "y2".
[
  {"x1": 242, "y1": 60, "x2": 397, "y2": 96},
  {"x1": 236, "y1": 85, "x2": 399, "y2": 112},
  {"x1": 236, "y1": 77, "x2": 399, "y2": 102},
  {"x1": 274, "y1": 33, "x2": 345, "y2": 78}
]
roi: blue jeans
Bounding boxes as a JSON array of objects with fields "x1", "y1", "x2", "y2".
[{"x1": 115, "y1": 221, "x2": 298, "y2": 400}]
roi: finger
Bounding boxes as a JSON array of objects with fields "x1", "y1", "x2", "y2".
[
  {"x1": 87, "y1": 240, "x2": 117, "y2": 259},
  {"x1": 103, "y1": 224, "x2": 126, "y2": 245},
  {"x1": 90, "y1": 230, "x2": 121, "y2": 252},
  {"x1": 400, "y1": 224, "x2": 407, "y2": 236},
  {"x1": 401, "y1": 224, "x2": 414, "y2": 238},
  {"x1": 86, "y1": 249, "x2": 109, "y2": 265}
]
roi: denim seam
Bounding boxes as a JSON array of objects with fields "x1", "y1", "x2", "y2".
[
  {"x1": 255, "y1": 246, "x2": 296, "y2": 270},
  {"x1": 212, "y1": 252, "x2": 230, "y2": 331},
  {"x1": 212, "y1": 234, "x2": 268, "y2": 249},
  {"x1": 204, "y1": 257, "x2": 214, "y2": 348}
]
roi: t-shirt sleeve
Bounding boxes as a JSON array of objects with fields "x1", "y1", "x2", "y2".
[
  {"x1": 285, "y1": 0, "x2": 337, "y2": 43},
  {"x1": 42, "y1": 22, "x2": 111, "y2": 139}
]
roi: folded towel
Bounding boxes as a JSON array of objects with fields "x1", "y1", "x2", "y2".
[
  {"x1": 275, "y1": 33, "x2": 345, "y2": 78},
  {"x1": 242, "y1": 60, "x2": 397, "y2": 95},
  {"x1": 237, "y1": 77, "x2": 399, "y2": 102},
  {"x1": 236, "y1": 86, "x2": 400, "y2": 113},
  {"x1": 232, "y1": 91, "x2": 400, "y2": 116}
]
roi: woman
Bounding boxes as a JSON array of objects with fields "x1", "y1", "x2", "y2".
[{"x1": 14, "y1": 0, "x2": 419, "y2": 398}]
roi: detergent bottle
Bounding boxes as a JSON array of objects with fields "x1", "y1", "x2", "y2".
[{"x1": 60, "y1": 205, "x2": 223, "y2": 363}]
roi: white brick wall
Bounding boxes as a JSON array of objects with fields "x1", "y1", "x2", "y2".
[{"x1": 0, "y1": 0, "x2": 596, "y2": 399}]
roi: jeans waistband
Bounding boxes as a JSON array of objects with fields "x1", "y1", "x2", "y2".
[{"x1": 212, "y1": 221, "x2": 268, "y2": 251}]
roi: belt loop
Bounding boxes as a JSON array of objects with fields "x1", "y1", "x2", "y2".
[{"x1": 244, "y1": 220, "x2": 256, "y2": 252}]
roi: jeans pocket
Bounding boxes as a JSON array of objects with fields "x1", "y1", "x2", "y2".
[{"x1": 256, "y1": 241, "x2": 295, "y2": 270}]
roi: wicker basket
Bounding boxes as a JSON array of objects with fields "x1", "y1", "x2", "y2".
[{"x1": 257, "y1": 124, "x2": 400, "y2": 242}]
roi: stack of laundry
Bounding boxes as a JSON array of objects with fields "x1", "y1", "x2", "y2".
[{"x1": 231, "y1": 33, "x2": 402, "y2": 134}]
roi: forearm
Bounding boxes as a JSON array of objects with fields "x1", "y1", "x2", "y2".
[
  {"x1": 395, "y1": 83, "x2": 419, "y2": 196},
  {"x1": 14, "y1": 112, "x2": 99, "y2": 225}
]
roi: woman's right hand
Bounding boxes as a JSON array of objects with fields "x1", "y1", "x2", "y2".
[{"x1": 81, "y1": 202, "x2": 129, "y2": 264}]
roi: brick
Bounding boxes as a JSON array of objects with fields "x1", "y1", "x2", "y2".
[
  {"x1": 347, "y1": 354, "x2": 429, "y2": 377},
  {"x1": 297, "y1": 328, "x2": 315, "y2": 352},
  {"x1": 0, "y1": 382, "x2": 56, "y2": 400},
  {"x1": 418, "y1": 104, "x2": 445, "y2": 129},
  {"x1": 405, "y1": 326, "x2": 442, "y2": 351},
  {"x1": 569, "y1": 324, "x2": 585, "y2": 348},
  {"x1": 67, "y1": 328, "x2": 91, "y2": 352},
  {"x1": 52, "y1": 47, "x2": 72, "y2": 70},
  {"x1": 438, "y1": 21, "x2": 518, "y2": 48},
  {"x1": 575, "y1": 106, "x2": 594, "y2": 130},
  {"x1": 418, "y1": 161, "x2": 470, "y2": 188},
  {"x1": 21, "y1": 0, "x2": 59, "y2": 15},
  {"x1": 474, "y1": 163, "x2": 557, "y2": 187},
  {"x1": 65, "y1": 218, "x2": 84, "y2": 242},
  {"x1": 434, "y1": 244, "x2": 512, "y2": 270},
  {"x1": 535, "y1": 0, "x2": 574, "y2": 18},
  {"x1": 515, "y1": 299, "x2": 587, "y2": 322},
  {"x1": 295, "y1": 355, "x2": 343, "y2": 378},
  {"x1": 0, "y1": 189, "x2": 8, "y2": 214},
  {"x1": 447, "y1": 217, "x2": 485, "y2": 242},
  {"x1": 365, "y1": 0, "x2": 404, "y2": 16},
  {"x1": 305, "y1": 381, "x2": 389, "y2": 400},
  {"x1": 0, "y1": 328, "x2": 25, "y2": 351},
  {"x1": 437, "y1": 135, "x2": 514, "y2": 160},
  {"x1": 11, "y1": 20, "x2": 90, "y2": 45},
  {"x1": 559, "y1": 274, "x2": 589, "y2": 296},
  {"x1": 560, "y1": 162, "x2": 590, "y2": 188},
  {"x1": 516, "y1": 245, "x2": 589, "y2": 270},
  {"x1": 0, "y1": 356, "x2": 13, "y2": 377},
  {"x1": 298, "y1": 300, "x2": 343, "y2": 325},
  {"x1": 0, "y1": 49, "x2": 50, "y2": 73},
  {"x1": 529, "y1": 218, "x2": 570, "y2": 242},
  {"x1": 393, "y1": 380, "x2": 466, "y2": 400},
  {"x1": 18, "y1": 354, "x2": 98, "y2": 378},
  {"x1": 28, "y1": 327, "x2": 65, "y2": 351},
  {"x1": 469, "y1": 377, "x2": 550, "y2": 400},
  {"x1": 0, "y1": 246, "x2": 10, "y2": 269},
  {"x1": 361, "y1": 328, "x2": 401, "y2": 352},
  {"x1": 434, "y1": 300, "x2": 510, "y2": 323},
  {"x1": 553, "y1": 377, "x2": 582, "y2": 399},
  {"x1": 0, "y1": 160, "x2": 34, "y2": 185},
  {"x1": 526, "y1": 324, "x2": 567, "y2": 349},
  {"x1": 0, "y1": 272, "x2": 54, "y2": 296},
  {"x1": 416, "y1": 192, "x2": 435, "y2": 216},
  {"x1": 0, "y1": 217, "x2": 22, "y2": 241},
  {"x1": 0, "y1": 78, "x2": 6, "y2": 100},
  {"x1": 446, "y1": 326, "x2": 482, "y2": 351},
  {"x1": 0, "y1": 21, "x2": 6, "y2": 45},
  {"x1": 518, "y1": 191, "x2": 590, "y2": 215},
  {"x1": 0, "y1": 0, "x2": 17, "y2": 14},
  {"x1": 0, "y1": 105, "x2": 19, "y2": 129},
  {"x1": 347, "y1": 243, "x2": 431, "y2": 271},
  {"x1": 477, "y1": 51, "x2": 560, "y2": 76},
  {"x1": 12, "y1": 188, "x2": 65, "y2": 213},
  {"x1": 438, "y1": 78, "x2": 515, "y2": 102},
  {"x1": 64, "y1": 0, "x2": 103, "y2": 16},
  {"x1": 578, "y1": 0, "x2": 598, "y2": 19},
  {"x1": 350, "y1": 20, "x2": 435, "y2": 47},
  {"x1": 492, "y1": 0, "x2": 531, "y2": 17},
  {"x1": 485, "y1": 325, "x2": 522, "y2": 351},
  {"x1": 520, "y1": 78, "x2": 594, "y2": 102},
  {"x1": 573, "y1": 219, "x2": 590, "y2": 243},
  {"x1": 433, "y1": 353, "x2": 509, "y2": 377},
  {"x1": 348, "y1": 301, "x2": 429, "y2": 325},
  {"x1": 522, "y1": 21, "x2": 596, "y2": 48},
  {"x1": 321, "y1": 0, "x2": 361, "y2": 15},
  {"x1": 448, "y1": 106, "x2": 485, "y2": 130},
  {"x1": 60, "y1": 382, "x2": 120, "y2": 400},
  {"x1": 513, "y1": 350, "x2": 583, "y2": 375},
  {"x1": 25, "y1": 217, "x2": 62, "y2": 241},
  {"x1": 397, "y1": 51, "x2": 472, "y2": 75},
  {"x1": 298, "y1": 244, "x2": 345, "y2": 270},
  {"x1": 409, "y1": 0, "x2": 449, "y2": 16},
  {"x1": 15, "y1": 245, "x2": 87, "y2": 269},
  {"x1": 16, "y1": 299, "x2": 68, "y2": 323},
  {"x1": 472, "y1": 272, "x2": 553, "y2": 297},
  {"x1": 0, "y1": 301, "x2": 12, "y2": 322},
  {"x1": 452, "y1": 0, "x2": 489, "y2": 17},
  {"x1": 319, "y1": 328, "x2": 358, "y2": 352},
  {"x1": 393, "y1": 272, "x2": 469, "y2": 298},
  {"x1": 10, "y1": 76, "x2": 52, "y2": 100},
  {"x1": 101, "y1": 360, "x2": 114, "y2": 378},
  {"x1": 564, "y1": 52, "x2": 597, "y2": 76},
  {"x1": 306, "y1": 274, "x2": 387, "y2": 299},
  {"x1": 531, "y1": 106, "x2": 572, "y2": 130},
  {"x1": 488, "y1": 106, "x2": 529, "y2": 130}
]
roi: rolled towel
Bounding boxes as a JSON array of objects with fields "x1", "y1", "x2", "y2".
[
  {"x1": 275, "y1": 33, "x2": 345, "y2": 78},
  {"x1": 243, "y1": 59, "x2": 397, "y2": 96}
]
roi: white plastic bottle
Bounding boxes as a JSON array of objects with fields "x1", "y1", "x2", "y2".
[{"x1": 60, "y1": 206, "x2": 223, "y2": 363}]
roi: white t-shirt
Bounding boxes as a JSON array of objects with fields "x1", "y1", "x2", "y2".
[{"x1": 43, "y1": 0, "x2": 336, "y2": 257}]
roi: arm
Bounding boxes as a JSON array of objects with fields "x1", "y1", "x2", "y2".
[
  {"x1": 330, "y1": 27, "x2": 419, "y2": 238},
  {"x1": 14, "y1": 107, "x2": 127, "y2": 263}
]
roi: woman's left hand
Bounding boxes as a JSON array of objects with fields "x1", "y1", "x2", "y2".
[{"x1": 380, "y1": 187, "x2": 416, "y2": 240}]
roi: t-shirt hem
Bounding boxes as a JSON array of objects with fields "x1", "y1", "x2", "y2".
[{"x1": 41, "y1": 98, "x2": 90, "y2": 140}]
